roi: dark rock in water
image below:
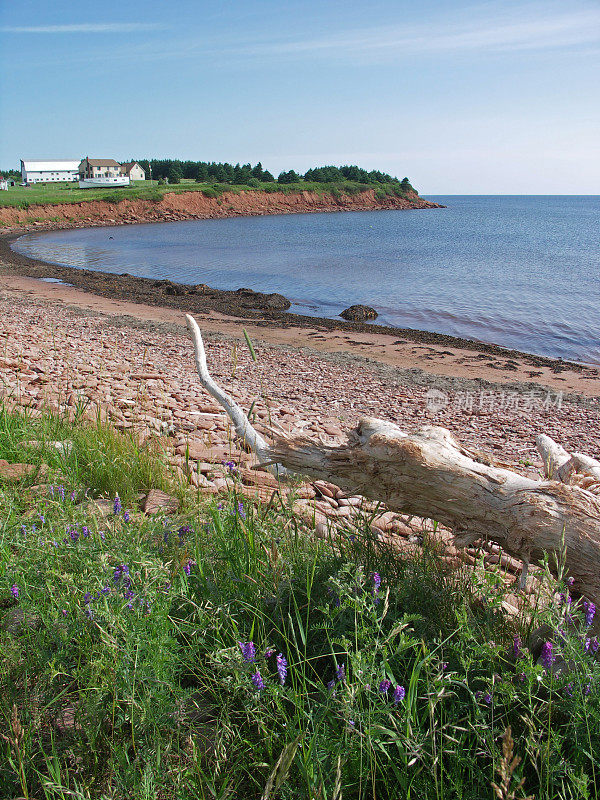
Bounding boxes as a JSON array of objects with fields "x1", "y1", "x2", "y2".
[
  {"x1": 163, "y1": 282, "x2": 187, "y2": 296},
  {"x1": 340, "y1": 304, "x2": 378, "y2": 322},
  {"x1": 190, "y1": 283, "x2": 211, "y2": 294},
  {"x1": 265, "y1": 293, "x2": 291, "y2": 310},
  {"x1": 233, "y1": 287, "x2": 291, "y2": 311}
]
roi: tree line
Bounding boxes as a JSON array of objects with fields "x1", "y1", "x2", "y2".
[{"x1": 134, "y1": 159, "x2": 413, "y2": 189}]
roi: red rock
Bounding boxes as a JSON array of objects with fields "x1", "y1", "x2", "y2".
[
  {"x1": 0, "y1": 460, "x2": 40, "y2": 480},
  {"x1": 239, "y1": 468, "x2": 281, "y2": 489},
  {"x1": 143, "y1": 489, "x2": 180, "y2": 515}
]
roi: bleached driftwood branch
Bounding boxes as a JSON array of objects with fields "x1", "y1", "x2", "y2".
[
  {"x1": 186, "y1": 316, "x2": 600, "y2": 608},
  {"x1": 186, "y1": 314, "x2": 288, "y2": 477}
]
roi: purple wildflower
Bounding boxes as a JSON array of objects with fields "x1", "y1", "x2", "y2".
[
  {"x1": 113, "y1": 495, "x2": 122, "y2": 516},
  {"x1": 100, "y1": 531, "x2": 105, "y2": 540},
  {"x1": 327, "y1": 587, "x2": 341, "y2": 608},
  {"x1": 393, "y1": 685, "x2": 406, "y2": 704},
  {"x1": 58, "y1": 485, "x2": 65, "y2": 501},
  {"x1": 335, "y1": 662, "x2": 345, "y2": 682},
  {"x1": 483, "y1": 692, "x2": 492, "y2": 705},
  {"x1": 123, "y1": 511, "x2": 130, "y2": 524},
  {"x1": 378, "y1": 679, "x2": 392, "y2": 694},
  {"x1": 114, "y1": 564, "x2": 130, "y2": 586},
  {"x1": 61, "y1": 609, "x2": 67, "y2": 616},
  {"x1": 584, "y1": 681, "x2": 592, "y2": 696},
  {"x1": 239, "y1": 641, "x2": 256, "y2": 663},
  {"x1": 590, "y1": 637, "x2": 599, "y2": 654},
  {"x1": 223, "y1": 460, "x2": 236, "y2": 472},
  {"x1": 327, "y1": 679, "x2": 336, "y2": 692},
  {"x1": 84, "y1": 606, "x2": 94, "y2": 619},
  {"x1": 264, "y1": 648, "x2": 275, "y2": 659},
  {"x1": 38, "y1": 515, "x2": 45, "y2": 525},
  {"x1": 372, "y1": 572, "x2": 381, "y2": 603},
  {"x1": 70, "y1": 491, "x2": 76, "y2": 503},
  {"x1": 251, "y1": 670, "x2": 265, "y2": 691},
  {"x1": 540, "y1": 641, "x2": 555, "y2": 670},
  {"x1": 217, "y1": 502, "x2": 224, "y2": 510},
  {"x1": 513, "y1": 636, "x2": 523, "y2": 659},
  {"x1": 567, "y1": 577, "x2": 575, "y2": 586},
  {"x1": 83, "y1": 592, "x2": 92, "y2": 604},
  {"x1": 276, "y1": 653, "x2": 288, "y2": 686},
  {"x1": 10, "y1": 584, "x2": 19, "y2": 599},
  {"x1": 82, "y1": 526, "x2": 90, "y2": 538},
  {"x1": 183, "y1": 559, "x2": 195, "y2": 576},
  {"x1": 564, "y1": 682, "x2": 574, "y2": 697},
  {"x1": 69, "y1": 529, "x2": 79, "y2": 542},
  {"x1": 584, "y1": 601, "x2": 596, "y2": 627},
  {"x1": 237, "y1": 501, "x2": 246, "y2": 520},
  {"x1": 20, "y1": 525, "x2": 27, "y2": 537}
]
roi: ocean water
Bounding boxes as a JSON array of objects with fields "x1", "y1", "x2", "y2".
[{"x1": 13, "y1": 195, "x2": 600, "y2": 364}]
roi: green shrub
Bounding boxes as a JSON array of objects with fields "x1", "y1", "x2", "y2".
[{"x1": 104, "y1": 192, "x2": 125, "y2": 204}]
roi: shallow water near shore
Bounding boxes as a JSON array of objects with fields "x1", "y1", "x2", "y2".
[{"x1": 13, "y1": 195, "x2": 600, "y2": 363}]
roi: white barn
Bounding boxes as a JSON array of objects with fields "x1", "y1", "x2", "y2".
[{"x1": 21, "y1": 159, "x2": 80, "y2": 184}]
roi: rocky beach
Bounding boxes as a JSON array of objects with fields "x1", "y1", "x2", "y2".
[{"x1": 0, "y1": 262, "x2": 598, "y2": 493}]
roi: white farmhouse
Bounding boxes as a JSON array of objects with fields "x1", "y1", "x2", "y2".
[
  {"x1": 120, "y1": 161, "x2": 146, "y2": 181},
  {"x1": 78, "y1": 158, "x2": 129, "y2": 188},
  {"x1": 21, "y1": 159, "x2": 80, "y2": 184}
]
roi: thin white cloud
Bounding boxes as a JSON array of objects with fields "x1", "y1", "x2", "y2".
[
  {"x1": 239, "y1": 5, "x2": 600, "y2": 59},
  {"x1": 1, "y1": 23, "x2": 165, "y2": 34}
]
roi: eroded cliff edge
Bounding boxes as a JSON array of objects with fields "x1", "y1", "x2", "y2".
[{"x1": 0, "y1": 188, "x2": 442, "y2": 230}]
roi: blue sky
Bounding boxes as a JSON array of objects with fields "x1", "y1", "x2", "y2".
[{"x1": 1, "y1": 0, "x2": 598, "y2": 193}]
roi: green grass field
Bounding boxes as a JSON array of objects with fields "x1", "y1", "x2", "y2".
[
  {"x1": 0, "y1": 178, "x2": 415, "y2": 210},
  {"x1": 1, "y1": 400, "x2": 599, "y2": 799}
]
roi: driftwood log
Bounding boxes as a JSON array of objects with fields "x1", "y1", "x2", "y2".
[{"x1": 186, "y1": 314, "x2": 600, "y2": 608}]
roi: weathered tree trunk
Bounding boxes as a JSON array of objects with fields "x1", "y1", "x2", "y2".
[{"x1": 185, "y1": 315, "x2": 600, "y2": 607}]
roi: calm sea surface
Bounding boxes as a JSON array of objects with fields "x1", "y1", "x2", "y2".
[{"x1": 13, "y1": 196, "x2": 600, "y2": 364}]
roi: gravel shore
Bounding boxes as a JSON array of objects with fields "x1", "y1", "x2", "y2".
[{"x1": 0, "y1": 281, "x2": 597, "y2": 476}]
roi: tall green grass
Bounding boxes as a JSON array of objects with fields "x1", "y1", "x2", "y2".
[{"x1": 1, "y1": 405, "x2": 599, "y2": 799}]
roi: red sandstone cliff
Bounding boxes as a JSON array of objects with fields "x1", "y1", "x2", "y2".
[{"x1": 0, "y1": 188, "x2": 441, "y2": 230}]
